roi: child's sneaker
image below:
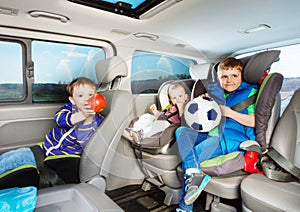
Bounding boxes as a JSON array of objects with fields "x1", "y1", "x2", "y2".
[
  {"x1": 184, "y1": 172, "x2": 211, "y2": 205},
  {"x1": 176, "y1": 208, "x2": 192, "y2": 212}
]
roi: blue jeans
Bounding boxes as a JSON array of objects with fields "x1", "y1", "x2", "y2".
[{"x1": 175, "y1": 126, "x2": 223, "y2": 211}]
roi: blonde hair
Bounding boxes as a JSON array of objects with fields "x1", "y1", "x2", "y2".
[{"x1": 66, "y1": 77, "x2": 96, "y2": 96}]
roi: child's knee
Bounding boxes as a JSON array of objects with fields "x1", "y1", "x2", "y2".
[{"x1": 175, "y1": 126, "x2": 189, "y2": 138}]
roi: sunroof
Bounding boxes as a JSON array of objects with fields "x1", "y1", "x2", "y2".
[
  {"x1": 68, "y1": 0, "x2": 165, "y2": 19},
  {"x1": 102, "y1": 0, "x2": 146, "y2": 9}
]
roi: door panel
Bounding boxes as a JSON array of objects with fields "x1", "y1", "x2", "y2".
[{"x1": 0, "y1": 104, "x2": 60, "y2": 154}]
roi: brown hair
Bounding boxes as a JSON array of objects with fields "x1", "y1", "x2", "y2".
[
  {"x1": 218, "y1": 57, "x2": 243, "y2": 73},
  {"x1": 66, "y1": 77, "x2": 96, "y2": 96}
]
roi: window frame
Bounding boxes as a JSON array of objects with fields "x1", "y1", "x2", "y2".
[
  {"x1": 0, "y1": 36, "x2": 106, "y2": 104},
  {"x1": 0, "y1": 37, "x2": 30, "y2": 103},
  {"x1": 67, "y1": 0, "x2": 165, "y2": 19}
]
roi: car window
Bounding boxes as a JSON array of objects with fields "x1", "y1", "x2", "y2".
[
  {"x1": 131, "y1": 50, "x2": 195, "y2": 94},
  {"x1": 32, "y1": 41, "x2": 105, "y2": 102},
  {"x1": 68, "y1": 0, "x2": 165, "y2": 19},
  {"x1": 0, "y1": 39, "x2": 105, "y2": 103},
  {"x1": 0, "y1": 41, "x2": 24, "y2": 101}
]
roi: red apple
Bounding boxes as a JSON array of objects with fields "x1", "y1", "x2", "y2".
[{"x1": 87, "y1": 93, "x2": 106, "y2": 113}]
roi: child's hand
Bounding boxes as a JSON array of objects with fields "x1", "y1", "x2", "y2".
[
  {"x1": 219, "y1": 105, "x2": 231, "y2": 117},
  {"x1": 70, "y1": 104, "x2": 95, "y2": 125},
  {"x1": 199, "y1": 93, "x2": 212, "y2": 100},
  {"x1": 176, "y1": 102, "x2": 185, "y2": 111},
  {"x1": 82, "y1": 103, "x2": 96, "y2": 118}
]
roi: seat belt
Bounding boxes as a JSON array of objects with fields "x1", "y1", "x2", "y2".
[
  {"x1": 261, "y1": 147, "x2": 300, "y2": 182},
  {"x1": 231, "y1": 94, "x2": 257, "y2": 112}
]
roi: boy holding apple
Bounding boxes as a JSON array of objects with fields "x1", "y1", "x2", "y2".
[
  {"x1": 42, "y1": 77, "x2": 104, "y2": 183},
  {"x1": 0, "y1": 77, "x2": 105, "y2": 189}
]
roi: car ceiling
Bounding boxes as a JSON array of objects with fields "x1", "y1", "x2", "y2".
[{"x1": 1, "y1": 0, "x2": 300, "y2": 61}]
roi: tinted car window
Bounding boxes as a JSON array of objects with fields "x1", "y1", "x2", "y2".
[
  {"x1": 131, "y1": 50, "x2": 195, "y2": 94},
  {"x1": 32, "y1": 41, "x2": 105, "y2": 102}
]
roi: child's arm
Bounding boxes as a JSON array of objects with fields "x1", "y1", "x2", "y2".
[
  {"x1": 71, "y1": 104, "x2": 95, "y2": 125},
  {"x1": 55, "y1": 103, "x2": 95, "y2": 128},
  {"x1": 150, "y1": 104, "x2": 161, "y2": 117},
  {"x1": 176, "y1": 102, "x2": 185, "y2": 117},
  {"x1": 220, "y1": 105, "x2": 255, "y2": 127}
]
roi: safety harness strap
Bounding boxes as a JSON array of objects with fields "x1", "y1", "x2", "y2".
[
  {"x1": 261, "y1": 147, "x2": 300, "y2": 182},
  {"x1": 231, "y1": 94, "x2": 257, "y2": 112}
]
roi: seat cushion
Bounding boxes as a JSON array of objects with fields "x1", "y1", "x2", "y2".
[
  {"x1": 241, "y1": 174, "x2": 300, "y2": 211},
  {"x1": 204, "y1": 174, "x2": 246, "y2": 199}
]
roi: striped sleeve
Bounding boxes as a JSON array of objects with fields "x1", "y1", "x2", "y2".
[{"x1": 54, "y1": 103, "x2": 73, "y2": 128}]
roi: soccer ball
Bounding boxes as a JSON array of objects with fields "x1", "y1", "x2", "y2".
[{"x1": 184, "y1": 97, "x2": 221, "y2": 132}]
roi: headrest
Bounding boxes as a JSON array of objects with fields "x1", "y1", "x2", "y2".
[
  {"x1": 95, "y1": 56, "x2": 128, "y2": 84},
  {"x1": 189, "y1": 63, "x2": 211, "y2": 80},
  {"x1": 242, "y1": 50, "x2": 280, "y2": 84}
]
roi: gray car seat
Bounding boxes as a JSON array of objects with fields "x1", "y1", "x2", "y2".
[
  {"x1": 35, "y1": 56, "x2": 133, "y2": 211},
  {"x1": 79, "y1": 56, "x2": 135, "y2": 188},
  {"x1": 125, "y1": 79, "x2": 206, "y2": 154},
  {"x1": 241, "y1": 88, "x2": 300, "y2": 212},
  {"x1": 203, "y1": 50, "x2": 283, "y2": 211},
  {"x1": 123, "y1": 78, "x2": 207, "y2": 205}
]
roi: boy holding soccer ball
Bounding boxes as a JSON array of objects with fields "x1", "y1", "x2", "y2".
[
  {"x1": 176, "y1": 57, "x2": 258, "y2": 212},
  {"x1": 42, "y1": 77, "x2": 104, "y2": 184}
]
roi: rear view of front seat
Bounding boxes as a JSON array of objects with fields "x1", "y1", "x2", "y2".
[
  {"x1": 241, "y1": 88, "x2": 300, "y2": 212},
  {"x1": 35, "y1": 56, "x2": 132, "y2": 211},
  {"x1": 80, "y1": 56, "x2": 135, "y2": 190}
]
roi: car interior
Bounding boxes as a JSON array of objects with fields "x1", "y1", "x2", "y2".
[{"x1": 0, "y1": 0, "x2": 300, "y2": 211}]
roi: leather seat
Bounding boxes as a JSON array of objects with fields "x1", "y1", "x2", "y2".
[
  {"x1": 35, "y1": 56, "x2": 134, "y2": 211},
  {"x1": 204, "y1": 50, "x2": 283, "y2": 211},
  {"x1": 80, "y1": 56, "x2": 135, "y2": 188},
  {"x1": 241, "y1": 88, "x2": 300, "y2": 212}
]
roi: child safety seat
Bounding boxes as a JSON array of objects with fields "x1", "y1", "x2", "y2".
[
  {"x1": 124, "y1": 79, "x2": 206, "y2": 155},
  {"x1": 122, "y1": 78, "x2": 207, "y2": 205},
  {"x1": 202, "y1": 50, "x2": 283, "y2": 211}
]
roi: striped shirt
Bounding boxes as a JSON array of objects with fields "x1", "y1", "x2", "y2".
[{"x1": 42, "y1": 102, "x2": 103, "y2": 157}]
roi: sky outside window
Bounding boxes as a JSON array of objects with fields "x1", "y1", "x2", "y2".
[
  {"x1": 101, "y1": 0, "x2": 146, "y2": 9},
  {"x1": 32, "y1": 41, "x2": 105, "y2": 84},
  {"x1": 0, "y1": 41, "x2": 22, "y2": 83}
]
